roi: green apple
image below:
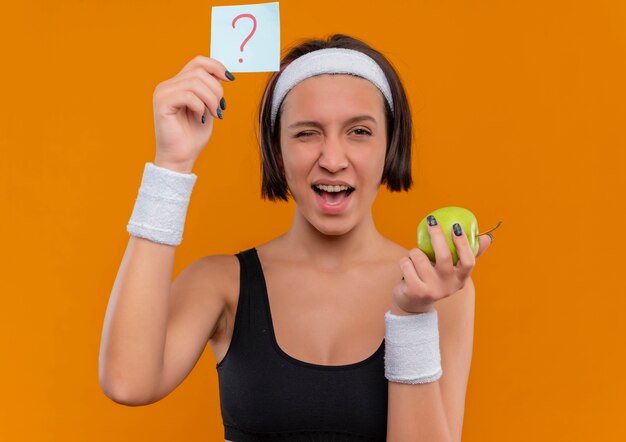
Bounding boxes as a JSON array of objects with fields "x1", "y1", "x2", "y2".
[{"x1": 417, "y1": 206, "x2": 501, "y2": 266}]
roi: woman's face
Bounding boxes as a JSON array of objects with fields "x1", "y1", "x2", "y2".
[{"x1": 279, "y1": 73, "x2": 388, "y2": 236}]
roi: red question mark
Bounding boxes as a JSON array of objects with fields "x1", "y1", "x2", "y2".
[{"x1": 231, "y1": 13, "x2": 257, "y2": 63}]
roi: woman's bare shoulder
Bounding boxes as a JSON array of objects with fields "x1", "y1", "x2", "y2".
[
  {"x1": 171, "y1": 254, "x2": 240, "y2": 305},
  {"x1": 191, "y1": 253, "x2": 240, "y2": 287}
]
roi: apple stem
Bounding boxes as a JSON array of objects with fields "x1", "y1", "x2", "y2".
[{"x1": 478, "y1": 220, "x2": 502, "y2": 236}]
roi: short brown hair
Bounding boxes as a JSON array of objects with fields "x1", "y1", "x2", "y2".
[{"x1": 258, "y1": 34, "x2": 413, "y2": 201}]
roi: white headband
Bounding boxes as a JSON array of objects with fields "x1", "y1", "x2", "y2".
[{"x1": 270, "y1": 47, "x2": 394, "y2": 129}]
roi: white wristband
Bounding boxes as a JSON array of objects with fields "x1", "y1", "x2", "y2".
[
  {"x1": 126, "y1": 162, "x2": 198, "y2": 246},
  {"x1": 384, "y1": 309, "x2": 443, "y2": 384}
]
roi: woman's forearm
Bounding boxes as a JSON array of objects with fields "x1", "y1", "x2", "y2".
[
  {"x1": 386, "y1": 380, "x2": 452, "y2": 442},
  {"x1": 385, "y1": 303, "x2": 453, "y2": 442}
]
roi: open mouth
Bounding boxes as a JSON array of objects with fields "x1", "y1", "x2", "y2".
[{"x1": 312, "y1": 184, "x2": 355, "y2": 206}]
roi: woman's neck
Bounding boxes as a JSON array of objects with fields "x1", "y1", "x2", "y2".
[{"x1": 278, "y1": 209, "x2": 387, "y2": 271}]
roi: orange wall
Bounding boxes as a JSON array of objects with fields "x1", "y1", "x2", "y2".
[{"x1": 1, "y1": 0, "x2": 625, "y2": 440}]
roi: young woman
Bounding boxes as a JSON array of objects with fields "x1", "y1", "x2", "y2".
[{"x1": 99, "y1": 34, "x2": 493, "y2": 442}]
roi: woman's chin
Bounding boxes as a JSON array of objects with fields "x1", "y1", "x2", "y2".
[
  {"x1": 309, "y1": 218, "x2": 355, "y2": 237},
  {"x1": 294, "y1": 204, "x2": 362, "y2": 237}
]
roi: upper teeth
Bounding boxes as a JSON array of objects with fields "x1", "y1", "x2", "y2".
[{"x1": 315, "y1": 184, "x2": 350, "y2": 192}]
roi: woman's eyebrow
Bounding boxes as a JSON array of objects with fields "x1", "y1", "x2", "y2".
[{"x1": 287, "y1": 114, "x2": 378, "y2": 130}]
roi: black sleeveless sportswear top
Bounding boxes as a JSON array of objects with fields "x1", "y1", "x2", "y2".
[{"x1": 215, "y1": 248, "x2": 388, "y2": 441}]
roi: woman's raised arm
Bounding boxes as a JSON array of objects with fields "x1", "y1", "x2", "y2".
[{"x1": 98, "y1": 56, "x2": 234, "y2": 405}]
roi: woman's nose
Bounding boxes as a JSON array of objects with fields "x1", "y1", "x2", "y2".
[{"x1": 318, "y1": 138, "x2": 349, "y2": 172}]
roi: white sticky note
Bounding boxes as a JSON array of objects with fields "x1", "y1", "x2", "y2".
[{"x1": 210, "y1": 2, "x2": 280, "y2": 73}]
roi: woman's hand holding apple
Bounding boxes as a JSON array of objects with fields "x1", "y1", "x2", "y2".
[{"x1": 391, "y1": 216, "x2": 494, "y2": 315}]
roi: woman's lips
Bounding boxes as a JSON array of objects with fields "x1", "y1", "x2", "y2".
[{"x1": 313, "y1": 188, "x2": 353, "y2": 214}]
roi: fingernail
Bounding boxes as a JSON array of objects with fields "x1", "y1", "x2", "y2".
[
  {"x1": 487, "y1": 232, "x2": 495, "y2": 242},
  {"x1": 225, "y1": 70, "x2": 235, "y2": 81},
  {"x1": 453, "y1": 223, "x2": 462, "y2": 236},
  {"x1": 220, "y1": 97, "x2": 226, "y2": 110},
  {"x1": 201, "y1": 113, "x2": 206, "y2": 124},
  {"x1": 427, "y1": 215, "x2": 437, "y2": 226},
  {"x1": 217, "y1": 106, "x2": 224, "y2": 119}
]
